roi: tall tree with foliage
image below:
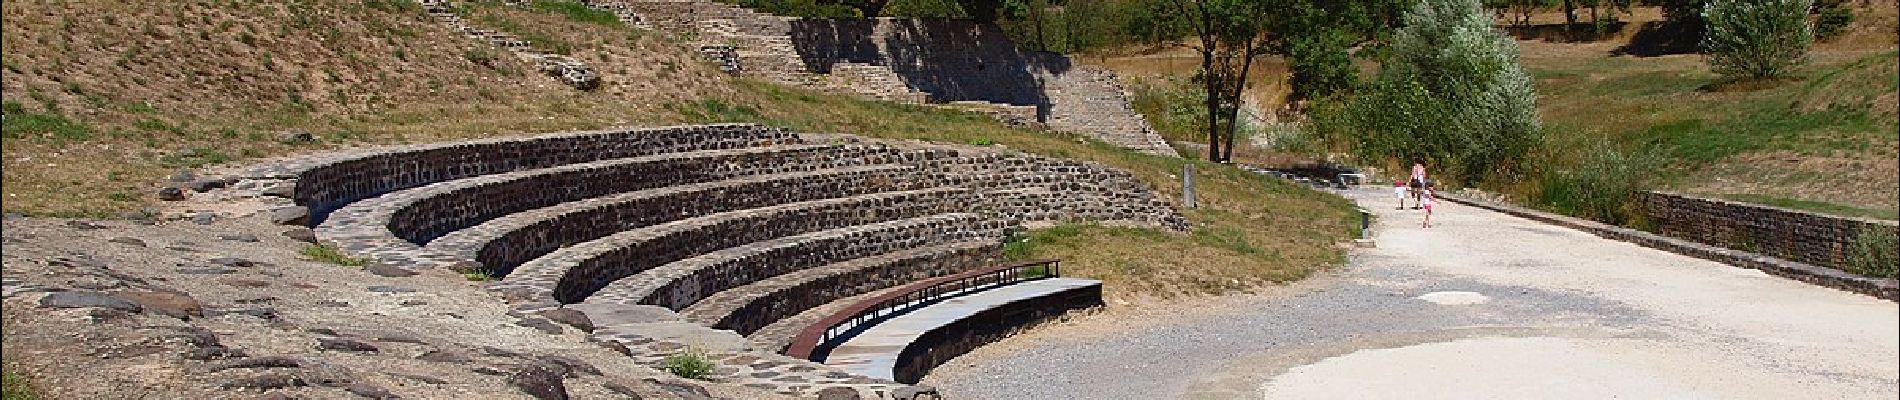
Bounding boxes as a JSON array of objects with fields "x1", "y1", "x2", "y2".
[
  {"x1": 1171, "y1": 0, "x2": 1271, "y2": 162},
  {"x1": 1701, "y1": 0, "x2": 1812, "y2": 79},
  {"x1": 1314, "y1": 0, "x2": 1540, "y2": 183}
]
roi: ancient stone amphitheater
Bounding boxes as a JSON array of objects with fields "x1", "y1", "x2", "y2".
[{"x1": 227, "y1": 124, "x2": 1184, "y2": 397}]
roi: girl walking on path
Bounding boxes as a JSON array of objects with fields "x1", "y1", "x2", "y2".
[
  {"x1": 1421, "y1": 188, "x2": 1437, "y2": 228},
  {"x1": 1394, "y1": 180, "x2": 1409, "y2": 210},
  {"x1": 1409, "y1": 162, "x2": 1428, "y2": 209}
]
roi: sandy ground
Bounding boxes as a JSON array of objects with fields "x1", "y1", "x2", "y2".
[{"x1": 924, "y1": 187, "x2": 1898, "y2": 399}]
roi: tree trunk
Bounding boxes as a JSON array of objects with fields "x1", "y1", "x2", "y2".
[{"x1": 1563, "y1": 0, "x2": 1577, "y2": 30}]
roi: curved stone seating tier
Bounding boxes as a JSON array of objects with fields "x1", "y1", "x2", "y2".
[
  {"x1": 426, "y1": 164, "x2": 920, "y2": 276},
  {"x1": 390, "y1": 143, "x2": 878, "y2": 244},
  {"x1": 315, "y1": 144, "x2": 862, "y2": 267},
  {"x1": 494, "y1": 188, "x2": 973, "y2": 304},
  {"x1": 583, "y1": 212, "x2": 1005, "y2": 311},
  {"x1": 680, "y1": 240, "x2": 998, "y2": 335},
  {"x1": 271, "y1": 124, "x2": 801, "y2": 224}
]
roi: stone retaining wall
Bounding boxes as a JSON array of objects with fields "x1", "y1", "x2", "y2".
[
  {"x1": 1440, "y1": 193, "x2": 1898, "y2": 301},
  {"x1": 1640, "y1": 191, "x2": 1899, "y2": 273}
]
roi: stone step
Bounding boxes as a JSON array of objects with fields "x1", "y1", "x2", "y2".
[
  {"x1": 679, "y1": 241, "x2": 998, "y2": 335},
  {"x1": 425, "y1": 163, "x2": 922, "y2": 277},
  {"x1": 316, "y1": 144, "x2": 887, "y2": 271},
  {"x1": 583, "y1": 213, "x2": 1005, "y2": 311},
  {"x1": 495, "y1": 188, "x2": 975, "y2": 305}
]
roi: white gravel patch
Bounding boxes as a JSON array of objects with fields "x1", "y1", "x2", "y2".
[{"x1": 1414, "y1": 291, "x2": 1490, "y2": 305}]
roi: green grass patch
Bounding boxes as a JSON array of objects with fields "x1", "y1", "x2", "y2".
[
  {"x1": 462, "y1": 270, "x2": 496, "y2": 281},
  {"x1": 1846, "y1": 227, "x2": 1898, "y2": 279},
  {"x1": 529, "y1": 0, "x2": 623, "y2": 27},
  {"x1": 663, "y1": 348, "x2": 715, "y2": 380},
  {"x1": 2, "y1": 371, "x2": 38, "y2": 400},
  {"x1": 2, "y1": 101, "x2": 94, "y2": 143},
  {"x1": 301, "y1": 244, "x2": 366, "y2": 267}
]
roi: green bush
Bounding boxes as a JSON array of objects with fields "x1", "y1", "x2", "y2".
[
  {"x1": 663, "y1": 348, "x2": 715, "y2": 380},
  {"x1": 1533, "y1": 142, "x2": 1663, "y2": 226},
  {"x1": 1813, "y1": 6, "x2": 1853, "y2": 40},
  {"x1": 1286, "y1": 28, "x2": 1359, "y2": 100},
  {"x1": 1701, "y1": 0, "x2": 1812, "y2": 79},
  {"x1": 1845, "y1": 227, "x2": 1897, "y2": 279},
  {"x1": 1311, "y1": 0, "x2": 1540, "y2": 185}
]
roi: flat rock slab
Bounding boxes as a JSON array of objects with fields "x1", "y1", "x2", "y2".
[{"x1": 1414, "y1": 291, "x2": 1490, "y2": 305}]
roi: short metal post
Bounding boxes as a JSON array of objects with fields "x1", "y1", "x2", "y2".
[
  {"x1": 1182, "y1": 164, "x2": 1197, "y2": 208},
  {"x1": 1357, "y1": 208, "x2": 1371, "y2": 239}
]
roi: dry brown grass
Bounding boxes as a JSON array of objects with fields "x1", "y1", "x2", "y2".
[{"x1": 1, "y1": 0, "x2": 731, "y2": 216}]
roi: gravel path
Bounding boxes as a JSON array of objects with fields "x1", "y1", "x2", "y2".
[{"x1": 924, "y1": 187, "x2": 1898, "y2": 399}]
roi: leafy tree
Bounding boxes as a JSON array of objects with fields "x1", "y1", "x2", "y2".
[
  {"x1": 1171, "y1": 0, "x2": 1271, "y2": 162},
  {"x1": 1701, "y1": 0, "x2": 1812, "y2": 79},
  {"x1": 1313, "y1": 0, "x2": 1540, "y2": 183}
]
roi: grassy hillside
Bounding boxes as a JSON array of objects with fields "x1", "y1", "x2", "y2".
[
  {"x1": 1516, "y1": 41, "x2": 1897, "y2": 220},
  {"x1": 1, "y1": 0, "x2": 730, "y2": 216},
  {"x1": 1, "y1": 0, "x2": 1358, "y2": 301}
]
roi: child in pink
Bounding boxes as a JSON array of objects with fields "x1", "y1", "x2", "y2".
[{"x1": 1421, "y1": 189, "x2": 1436, "y2": 228}]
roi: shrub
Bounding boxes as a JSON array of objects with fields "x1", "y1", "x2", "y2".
[
  {"x1": 1846, "y1": 227, "x2": 1897, "y2": 279},
  {"x1": 1701, "y1": 0, "x2": 1812, "y2": 79},
  {"x1": 1286, "y1": 28, "x2": 1358, "y2": 101},
  {"x1": 663, "y1": 348, "x2": 715, "y2": 380},
  {"x1": 1533, "y1": 142, "x2": 1663, "y2": 225},
  {"x1": 301, "y1": 244, "x2": 366, "y2": 267},
  {"x1": 1812, "y1": 6, "x2": 1853, "y2": 40},
  {"x1": 1312, "y1": 0, "x2": 1540, "y2": 185}
]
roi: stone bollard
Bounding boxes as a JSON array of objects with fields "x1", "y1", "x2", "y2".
[{"x1": 1182, "y1": 163, "x2": 1196, "y2": 209}]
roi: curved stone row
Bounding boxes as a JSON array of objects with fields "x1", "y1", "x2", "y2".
[
  {"x1": 495, "y1": 188, "x2": 972, "y2": 304},
  {"x1": 680, "y1": 241, "x2": 999, "y2": 335},
  {"x1": 276, "y1": 124, "x2": 798, "y2": 224},
  {"x1": 584, "y1": 212, "x2": 1004, "y2": 311},
  {"x1": 316, "y1": 144, "x2": 853, "y2": 271},
  {"x1": 426, "y1": 164, "x2": 918, "y2": 276},
  {"x1": 389, "y1": 143, "x2": 861, "y2": 244}
]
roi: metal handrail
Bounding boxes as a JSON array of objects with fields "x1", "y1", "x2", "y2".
[{"x1": 784, "y1": 258, "x2": 1061, "y2": 360}]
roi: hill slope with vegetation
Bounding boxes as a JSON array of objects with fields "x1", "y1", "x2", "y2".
[{"x1": 1, "y1": 0, "x2": 1357, "y2": 299}]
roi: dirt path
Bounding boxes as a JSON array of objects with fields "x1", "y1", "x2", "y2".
[{"x1": 923, "y1": 187, "x2": 1898, "y2": 399}]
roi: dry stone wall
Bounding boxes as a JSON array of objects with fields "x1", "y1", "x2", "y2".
[{"x1": 1640, "y1": 191, "x2": 1899, "y2": 273}]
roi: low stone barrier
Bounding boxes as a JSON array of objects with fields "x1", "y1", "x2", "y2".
[
  {"x1": 1440, "y1": 193, "x2": 1898, "y2": 301},
  {"x1": 1640, "y1": 191, "x2": 1898, "y2": 274}
]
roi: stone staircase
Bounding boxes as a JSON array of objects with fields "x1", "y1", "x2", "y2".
[
  {"x1": 418, "y1": 0, "x2": 601, "y2": 90},
  {"x1": 232, "y1": 124, "x2": 1183, "y2": 398}
]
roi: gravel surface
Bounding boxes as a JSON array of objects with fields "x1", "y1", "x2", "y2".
[{"x1": 924, "y1": 187, "x2": 1898, "y2": 399}]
